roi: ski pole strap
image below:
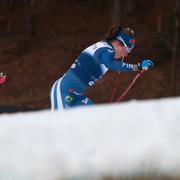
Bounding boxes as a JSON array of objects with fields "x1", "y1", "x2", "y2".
[{"x1": 116, "y1": 70, "x2": 144, "y2": 102}]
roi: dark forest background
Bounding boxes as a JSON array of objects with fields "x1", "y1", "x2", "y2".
[{"x1": 0, "y1": 0, "x2": 180, "y2": 113}]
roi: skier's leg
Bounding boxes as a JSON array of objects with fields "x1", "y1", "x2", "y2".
[
  {"x1": 50, "y1": 70, "x2": 91, "y2": 110},
  {"x1": 70, "y1": 94, "x2": 94, "y2": 107},
  {"x1": 79, "y1": 95, "x2": 94, "y2": 106},
  {"x1": 50, "y1": 78, "x2": 64, "y2": 110},
  {"x1": 50, "y1": 76, "x2": 79, "y2": 110}
]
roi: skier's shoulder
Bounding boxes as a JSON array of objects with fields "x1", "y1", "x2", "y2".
[
  {"x1": 83, "y1": 40, "x2": 113, "y2": 53},
  {"x1": 93, "y1": 40, "x2": 113, "y2": 50},
  {"x1": 94, "y1": 41, "x2": 114, "y2": 56}
]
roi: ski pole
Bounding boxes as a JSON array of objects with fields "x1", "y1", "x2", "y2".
[
  {"x1": 109, "y1": 57, "x2": 124, "y2": 102},
  {"x1": 116, "y1": 70, "x2": 144, "y2": 102},
  {"x1": 109, "y1": 72, "x2": 121, "y2": 102}
]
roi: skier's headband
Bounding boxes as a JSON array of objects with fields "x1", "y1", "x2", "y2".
[{"x1": 116, "y1": 30, "x2": 135, "y2": 49}]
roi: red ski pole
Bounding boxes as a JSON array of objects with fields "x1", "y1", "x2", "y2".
[
  {"x1": 116, "y1": 70, "x2": 144, "y2": 102},
  {"x1": 109, "y1": 72, "x2": 121, "y2": 102},
  {"x1": 109, "y1": 58, "x2": 124, "y2": 102}
]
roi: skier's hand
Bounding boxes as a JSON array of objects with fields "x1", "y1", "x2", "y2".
[{"x1": 138, "y1": 59, "x2": 154, "y2": 71}]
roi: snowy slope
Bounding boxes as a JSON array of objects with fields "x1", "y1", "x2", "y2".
[{"x1": 0, "y1": 97, "x2": 180, "y2": 180}]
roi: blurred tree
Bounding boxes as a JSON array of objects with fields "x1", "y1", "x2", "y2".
[
  {"x1": 87, "y1": 0, "x2": 108, "y2": 11},
  {"x1": 111, "y1": 0, "x2": 121, "y2": 25},
  {"x1": 24, "y1": 0, "x2": 37, "y2": 37},
  {"x1": 139, "y1": 0, "x2": 180, "y2": 97},
  {"x1": 0, "y1": 0, "x2": 16, "y2": 35},
  {"x1": 6, "y1": 0, "x2": 16, "y2": 11},
  {"x1": 171, "y1": 0, "x2": 179, "y2": 96},
  {"x1": 70, "y1": 0, "x2": 108, "y2": 12},
  {"x1": 110, "y1": 0, "x2": 154, "y2": 25},
  {"x1": 159, "y1": 0, "x2": 179, "y2": 96},
  {"x1": 0, "y1": 0, "x2": 37, "y2": 36}
]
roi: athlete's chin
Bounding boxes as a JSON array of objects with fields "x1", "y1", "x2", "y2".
[{"x1": 120, "y1": 54, "x2": 127, "y2": 59}]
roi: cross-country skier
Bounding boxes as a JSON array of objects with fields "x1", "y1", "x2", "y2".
[
  {"x1": 50, "y1": 26, "x2": 154, "y2": 110},
  {"x1": 0, "y1": 72, "x2": 7, "y2": 85}
]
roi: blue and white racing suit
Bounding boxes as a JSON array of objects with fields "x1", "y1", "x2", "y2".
[{"x1": 50, "y1": 41, "x2": 136, "y2": 110}]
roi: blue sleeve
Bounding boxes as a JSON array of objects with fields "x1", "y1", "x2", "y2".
[{"x1": 94, "y1": 47, "x2": 136, "y2": 72}]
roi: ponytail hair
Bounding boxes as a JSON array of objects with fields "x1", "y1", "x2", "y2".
[
  {"x1": 105, "y1": 25, "x2": 135, "y2": 42},
  {"x1": 105, "y1": 26, "x2": 122, "y2": 41}
]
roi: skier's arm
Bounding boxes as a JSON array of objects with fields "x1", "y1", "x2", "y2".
[{"x1": 94, "y1": 48, "x2": 138, "y2": 72}]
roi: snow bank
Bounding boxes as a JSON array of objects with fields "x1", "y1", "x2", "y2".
[{"x1": 0, "y1": 97, "x2": 180, "y2": 180}]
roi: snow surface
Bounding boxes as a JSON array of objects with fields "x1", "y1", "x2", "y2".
[{"x1": 0, "y1": 97, "x2": 180, "y2": 180}]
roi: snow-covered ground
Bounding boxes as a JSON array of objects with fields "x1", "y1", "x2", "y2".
[{"x1": 0, "y1": 97, "x2": 180, "y2": 180}]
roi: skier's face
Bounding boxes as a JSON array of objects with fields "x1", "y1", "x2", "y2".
[{"x1": 114, "y1": 41, "x2": 130, "y2": 59}]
